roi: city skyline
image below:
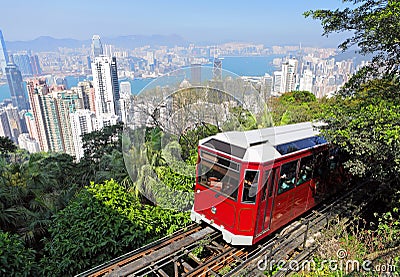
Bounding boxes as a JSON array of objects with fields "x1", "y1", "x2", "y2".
[{"x1": 1, "y1": 0, "x2": 351, "y2": 47}]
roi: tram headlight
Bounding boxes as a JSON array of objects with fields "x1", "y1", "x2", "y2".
[{"x1": 211, "y1": 206, "x2": 217, "y2": 214}]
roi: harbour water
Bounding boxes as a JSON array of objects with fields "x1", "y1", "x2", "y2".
[{"x1": 0, "y1": 56, "x2": 279, "y2": 102}]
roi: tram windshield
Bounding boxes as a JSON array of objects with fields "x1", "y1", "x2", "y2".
[{"x1": 197, "y1": 151, "x2": 240, "y2": 200}]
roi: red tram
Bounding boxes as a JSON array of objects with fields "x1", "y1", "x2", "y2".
[{"x1": 191, "y1": 122, "x2": 344, "y2": 245}]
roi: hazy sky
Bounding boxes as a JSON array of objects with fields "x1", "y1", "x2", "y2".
[{"x1": 1, "y1": 0, "x2": 350, "y2": 46}]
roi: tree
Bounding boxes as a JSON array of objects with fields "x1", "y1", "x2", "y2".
[
  {"x1": 321, "y1": 77, "x2": 400, "y2": 183},
  {"x1": 81, "y1": 122, "x2": 123, "y2": 162},
  {"x1": 305, "y1": 1, "x2": 400, "y2": 185},
  {"x1": 0, "y1": 137, "x2": 17, "y2": 154},
  {"x1": 0, "y1": 152, "x2": 80, "y2": 249},
  {"x1": 79, "y1": 122, "x2": 126, "y2": 185},
  {"x1": 299, "y1": 4, "x2": 400, "y2": 273},
  {"x1": 304, "y1": 0, "x2": 400, "y2": 94},
  {"x1": 269, "y1": 90, "x2": 323, "y2": 125}
]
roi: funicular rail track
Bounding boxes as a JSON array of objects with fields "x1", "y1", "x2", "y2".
[
  {"x1": 226, "y1": 181, "x2": 374, "y2": 276},
  {"x1": 77, "y1": 224, "x2": 208, "y2": 277},
  {"x1": 79, "y1": 181, "x2": 374, "y2": 277}
]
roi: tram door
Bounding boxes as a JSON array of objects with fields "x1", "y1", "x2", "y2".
[{"x1": 255, "y1": 168, "x2": 276, "y2": 236}]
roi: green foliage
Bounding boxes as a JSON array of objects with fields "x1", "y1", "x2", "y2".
[
  {"x1": 301, "y1": 2, "x2": 400, "y2": 275},
  {"x1": 0, "y1": 152, "x2": 80, "y2": 248},
  {"x1": 179, "y1": 123, "x2": 219, "y2": 161},
  {"x1": 270, "y1": 91, "x2": 323, "y2": 125},
  {"x1": 40, "y1": 180, "x2": 190, "y2": 276},
  {"x1": 155, "y1": 166, "x2": 194, "y2": 191},
  {"x1": 79, "y1": 122, "x2": 132, "y2": 186},
  {"x1": 134, "y1": 164, "x2": 194, "y2": 210},
  {"x1": 304, "y1": 0, "x2": 400, "y2": 55},
  {"x1": 304, "y1": 0, "x2": 400, "y2": 93},
  {"x1": 279, "y1": 90, "x2": 317, "y2": 104},
  {"x1": 0, "y1": 136, "x2": 17, "y2": 155},
  {"x1": 223, "y1": 106, "x2": 258, "y2": 131},
  {"x1": 280, "y1": 110, "x2": 291, "y2": 126},
  {"x1": 81, "y1": 122, "x2": 123, "y2": 162},
  {"x1": 320, "y1": 77, "x2": 400, "y2": 183},
  {"x1": 0, "y1": 230, "x2": 37, "y2": 276}
]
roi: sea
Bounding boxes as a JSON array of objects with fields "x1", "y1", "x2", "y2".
[{"x1": 0, "y1": 56, "x2": 279, "y2": 102}]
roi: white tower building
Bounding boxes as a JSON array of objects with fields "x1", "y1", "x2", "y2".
[
  {"x1": 91, "y1": 56, "x2": 121, "y2": 119},
  {"x1": 70, "y1": 109, "x2": 97, "y2": 160},
  {"x1": 299, "y1": 69, "x2": 314, "y2": 93}
]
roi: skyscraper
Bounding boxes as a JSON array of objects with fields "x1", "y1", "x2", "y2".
[
  {"x1": 13, "y1": 54, "x2": 33, "y2": 76},
  {"x1": 5, "y1": 105, "x2": 23, "y2": 142},
  {"x1": 25, "y1": 111, "x2": 40, "y2": 144},
  {"x1": 273, "y1": 71, "x2": 282, "y2": 94},
  {"x1": 280, "y1": 59, "x2": 297, "y2": 94},
  {"x1": 91, "y1": 56, "x2": 120, "y2": 118},
  {"x1": 0, "y1": 30, "x2": 9, "y2": 76},
  {"x1": 91, "y1": 35, "x2": 103, "y2": 58},
  {"x1": 27, "y1": 79, "x2": 83, "y2": 153},
  {"x1": 5, "y1": 62, "x2": 29, "y2": 111},
  {"x1": 30, "y1": 55, "x2": 42, "y2": 76},
  {"x1": 0, "y1": 109, "x2": 11, "y2": 138},
  {"x1": 299, "y1": 69, "x2": 314, "y2": 93}
]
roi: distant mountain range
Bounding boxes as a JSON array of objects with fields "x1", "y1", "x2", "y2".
[{"x1": 6, "y1": 34, "x2": 189, "y2": 52}]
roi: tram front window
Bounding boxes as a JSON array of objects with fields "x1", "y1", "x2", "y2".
[{"x1": 197, "y1": 155, "x2": 240, "y2": 201}]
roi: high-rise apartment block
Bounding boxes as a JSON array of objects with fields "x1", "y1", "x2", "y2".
[
  {"x1": 69, "y1": 109, "x2": 97, "y2": 160},
  {"x1": 299, "y1": 69, "x2": 314, "y2": 92},
  {"x1": 91, "y1": 56, "x2": 120, "y2": 118},
  {"x1": 71, "y1": 81, "x2": 96, "y2": 112},
  {"x1": 25, "y1": 112, "x2": 40, "y2": 144},
  {"x1": 27, "y1": 80, "x2": 80, "y2": 154},
  {"x1": 55, "y1": 91, "x2": 83, "y2": 156},
  {"x1": 5, "y1": 105, "x2": 23, "y2": 142},
  {"x1": 280, "y1": 59, "x2": 298, "y2": 94}
]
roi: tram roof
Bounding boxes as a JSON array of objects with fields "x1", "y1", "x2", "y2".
[{"x1": 199, "y1": 122, "x2": 327, "y2": 163}]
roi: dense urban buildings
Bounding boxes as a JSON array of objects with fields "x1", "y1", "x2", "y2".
[{"x1": 0, "y1": 31, "x2": 370, "y2": 159}]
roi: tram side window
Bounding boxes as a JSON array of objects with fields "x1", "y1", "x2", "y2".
[
  {"x1": 314, "y1": 150, "x2": 329, "y2": 178},
  {"x1": 242, "y1": 170, "x2": 259, "y2": 204},
  {"x1": 297, "y1": 156, "x2": 313, "y2": 185},
  {"x1": 278, "y1": 161, "x2": 298, "y2": 194}
]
